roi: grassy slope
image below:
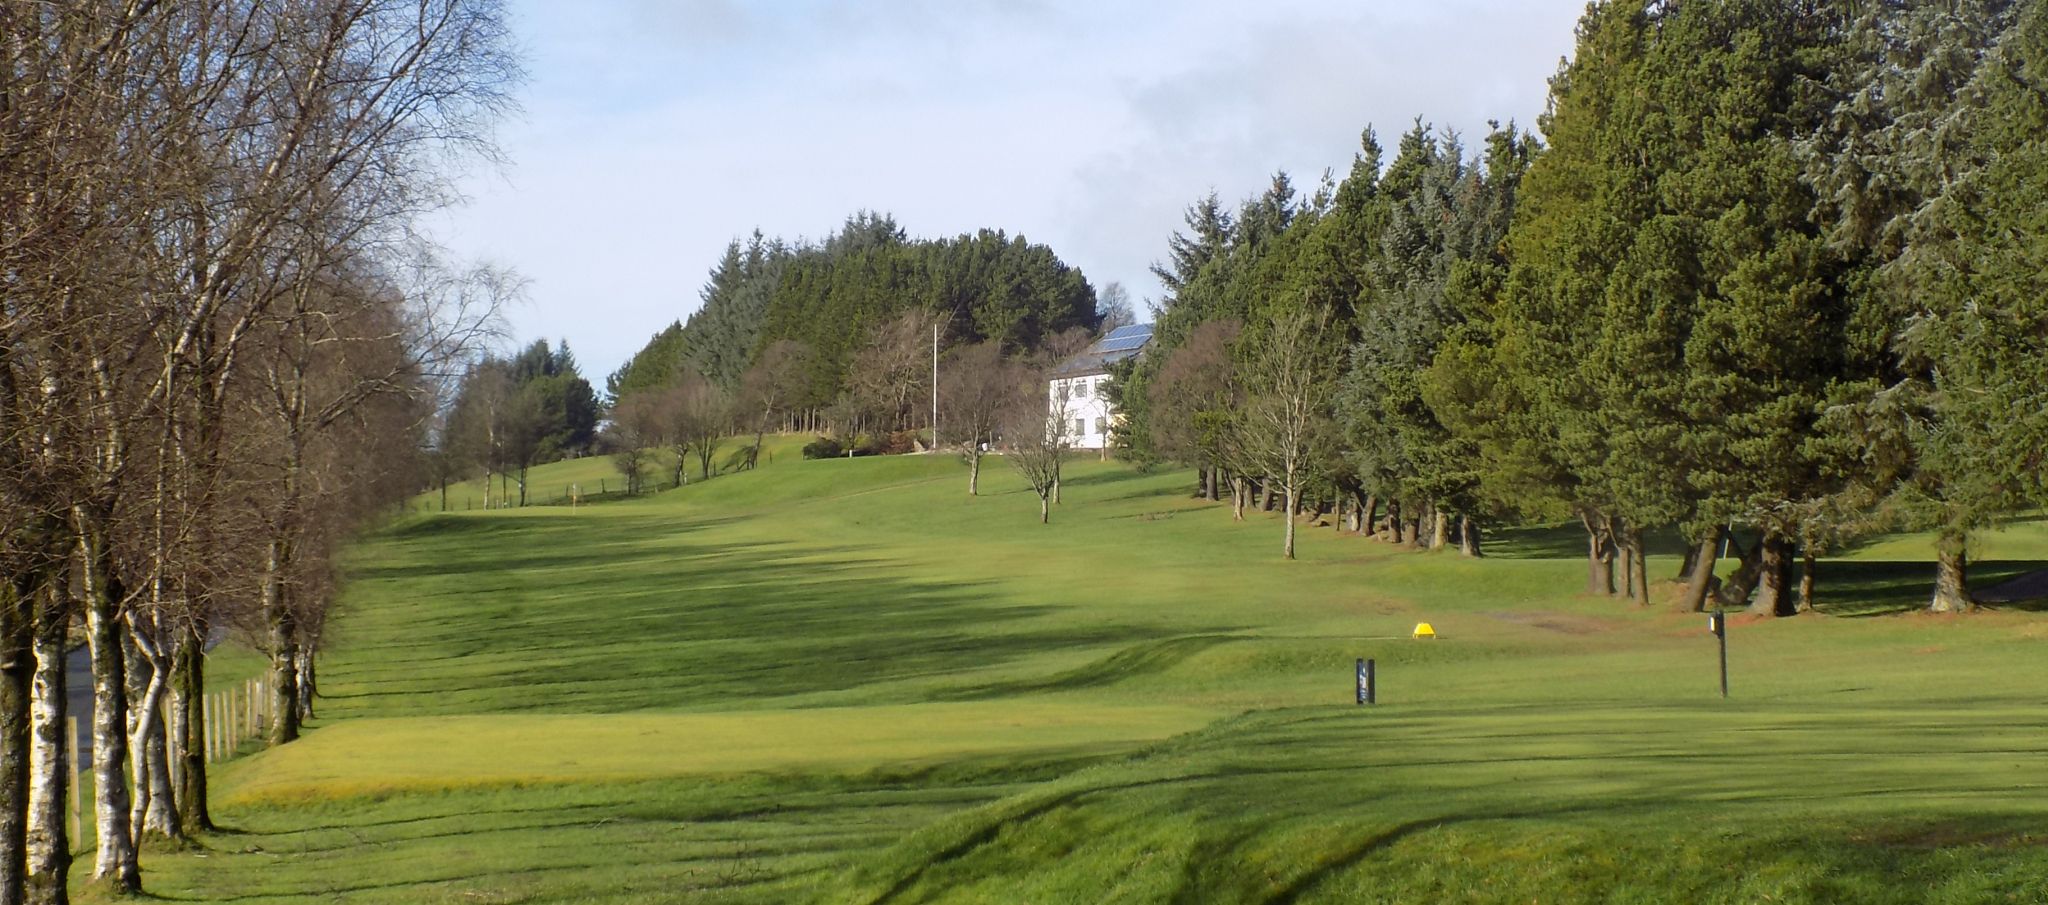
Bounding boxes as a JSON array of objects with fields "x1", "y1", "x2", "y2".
[
  {"x1": 107, "y1": 449, "x2": 2048, "y2": 903},
  {"x1": 412, "y1": 434, "x2": 814, "y2": 511}
]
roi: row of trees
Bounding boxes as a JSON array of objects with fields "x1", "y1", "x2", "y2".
[
  {"x1": 609, "y1": 214, "x2": 1117, "y2": 440},
  {"x1": 1114, "y1": 0, "x2": 2048, "y2": 614},
  {"x1": 433, "y1": 340, "x2": 599, "y2": 507},
  {"x1": 0, "y1": 1, "x2": 517, "y2": 899}
]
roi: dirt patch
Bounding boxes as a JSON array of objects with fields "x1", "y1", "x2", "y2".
[{"x1": 1482, "y1": 611, "x2": 1623, "y2": 635}]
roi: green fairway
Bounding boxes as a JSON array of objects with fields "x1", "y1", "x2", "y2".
[{"x1": 107, "y1": 449, "x2": 2048, "y2": 903}]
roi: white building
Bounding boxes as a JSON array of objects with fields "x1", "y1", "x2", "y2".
[{"x1": 1047, "y1": 324, "x2": 1153, "y2": 450}]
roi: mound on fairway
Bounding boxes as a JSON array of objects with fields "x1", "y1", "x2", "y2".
[{"x1": 116, "y1": 450, "x2": 2048, "y2": 904}]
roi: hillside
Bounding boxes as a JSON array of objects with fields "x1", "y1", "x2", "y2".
[{"x1": 114, "y1": 450, "x2": 2048, "y2": 903}]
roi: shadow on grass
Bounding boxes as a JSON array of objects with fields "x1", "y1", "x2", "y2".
[
  {"x1": 1814, "y1": 560, "x2": 2048, "y2": 617},
  {"x1": 326, "y1": 511, "x2": 1199, "y2": 716},
  {"x1": 843, "y1": 700, "x2": 2048, "y2": 905},
  {"x1": 1484, "y1": 522, "x2": 1696, "y2": 561}
]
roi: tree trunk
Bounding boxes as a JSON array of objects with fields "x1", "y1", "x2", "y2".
[
  {"x1": 121, "y1": 618, "x2": 179, "y2": 844},
  {"x1": 969, "y1": 452, "x2": 982, "y2": 495},
  {"x1": 1748, "y1": 535, "x2": 1796, "y2": 618},
  {"x1": 1614, "y1": 522, "x2": 1643, "y2": 603},
  {"x1": 1930, "y1": 534, "x2": 1971, "y2": 613},
  {"x1": 1583, "y1": 513, "x2": 1614, "y2": 596},
  {"x1": 1038, "y1": 493, "x2": 1049, "y2": 524},
  {"x1": 1231, "y1": 477, "x2": 1246, "y2": 521},
  {"x1": 1282, "y1": 483, "x2": 1299, "y2": 560},
  {"x1": 1797, "y1": 547, "x2": 1817, "y2": 613},
  {"x1": 1676, "y1": 529, "x2": 1706, "y2": 582},
  {"x1": 1677, "y1": 533, "x2": 1719, "y2": 613},
  {"x1": 1, "y1": 582, "x2": 32, "y2": 905},
  {"x1": 142, "y1": 705, "x2": 174, "y2": 839},
  {"x1": 1258, "y1": 480, "x2": 1274, "y2": 512},
  {"x1": 1431, "y1": 508, "x2": 1449, "y2": 550},
  {"x1": 1363, "y1": 496, "x2": 1380, "y2": 539},
  {"x1": 261, "y1": 537, "x2": 301, "y2": 746},
  {"x1": 170, "y1": 626, "x2": 210, "y2": 832},
  {"x1": 1388, "y1": 500, "x2": 1404, "y2": 544},
  {"x1": 267, "y1": 619, "x2": 300, "y2": 746},
  {"x1": 1633, "y1": 538, "x2": 1649, "y2": 604},
  {"x1": 1205, "y1": 468, "x2": 1219, "y2": 501},
  {"x1": 26, "y1": 575, "x2": 69, "y2": 905},
  {"x1": 1459, "y1": 516, "x2": 1482, "y2": 558},
  {"x1": 294, "y1": 648, "x2": 316, "y2": 722},
  {"x1": 81, "y1": 541, "x2": 139, "y2": 892}
]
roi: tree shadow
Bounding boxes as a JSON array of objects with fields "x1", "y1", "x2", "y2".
[
  {"x1": 1814, "y1": 559, "x2": 2048, "y2": 616},
  {"x1": 1484, "y1": 522, "x2": 1693, "y2": 560},
  {"x1": 325, "y1": 511, "x2": 1200, "y2": 715}
]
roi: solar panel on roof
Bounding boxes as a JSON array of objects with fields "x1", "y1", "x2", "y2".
[{"x1": 1104, "y1": 324, "x2": 1151, "y2": 339}]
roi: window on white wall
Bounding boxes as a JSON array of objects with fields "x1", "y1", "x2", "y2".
[
  {"x1": 1076, "y1": 381, "x2": 1091, "y2": 398},
  {"x1": 1075, "y1": 418, "x2": 1087, "y2": 436}
]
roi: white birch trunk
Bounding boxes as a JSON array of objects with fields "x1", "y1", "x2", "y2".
[{"x1": 25, "y1": 597, "x2": 69, "y2": 905}]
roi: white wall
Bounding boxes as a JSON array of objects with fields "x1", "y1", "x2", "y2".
[{"x1": 1047, "y1": 374, "x2": 1117, "y2": 450}]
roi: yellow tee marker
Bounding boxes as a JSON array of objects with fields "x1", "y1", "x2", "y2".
[{"x1": 1412, "y1": 622, "x2": 1437, "y2": 639}]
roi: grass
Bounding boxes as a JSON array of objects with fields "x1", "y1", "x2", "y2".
[
  {"x1": 94, "y1": 446, "x2": 2048, "y2": 903},
  {"x1": 410, "y1": 434, "x2": 813, "y2": 512}
]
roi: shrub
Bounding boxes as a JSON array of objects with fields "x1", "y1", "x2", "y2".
[
  {"x1": 801, "y1": 437, "x2": 844, "y2": 459},
  {"x1": 881, "y1": 431, "x2": 920, "y2": 455}
]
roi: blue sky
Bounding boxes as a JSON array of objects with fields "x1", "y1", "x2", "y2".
[{"x1": 428, "y1": 1, "x2": 1584, "y2": 383}]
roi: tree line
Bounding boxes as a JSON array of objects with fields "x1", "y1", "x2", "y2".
[
  {"x1": 432, "y1": 339, "x2": 601, "y2": 508},
  {"x1": 1112, "y1": 0, "x2": 2046, "y2": 615},
  {"x1": 606, "y1": 213, "x2": 1115, "y2": 450},
  {"x1": 0, "y1": 1, "x2": 517, "y2": 899}
]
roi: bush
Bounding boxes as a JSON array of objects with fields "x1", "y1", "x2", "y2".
[
  {"x1": 801, "y1": 437, "x2": 844, "y2": 459},
  {"x1": 881, "y1": 431, "x2": 920, "y2": 455}
]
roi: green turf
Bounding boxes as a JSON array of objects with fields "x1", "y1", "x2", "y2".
[
  {"x1": 98, "y1": 449, "x2": 2048, "y2": 903},
  {"x1": 410, "y1": 434, "x2": 814, "y2": 512}
]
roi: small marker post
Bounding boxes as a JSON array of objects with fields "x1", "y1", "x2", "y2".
[
  {"x1": 1708, "y1": 611, "x2": 1728, "y2": 698},
  {"x1": 1356, "y1": 658, "x2": 1376, "y2": 705}
]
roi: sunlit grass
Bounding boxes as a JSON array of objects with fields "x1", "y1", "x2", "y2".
[{"x1": 100, "y1": 448, "x2": 2048, "y2": 903}]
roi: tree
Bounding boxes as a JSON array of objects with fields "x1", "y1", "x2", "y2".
[
  {"x1": 734, "y1": 341, "x2": 813, "y2": 469},
  {"x1": 1891, "y1": 1, "x2": 2048, "y2": 611},
  {"x1": 1239, "y1": 305, "x2": 1336, "y2": 560},
  {"x1": 1147, "y1": 320, "x2": 1243, "y2": 506},
  {"x1": 844, "y1": 309, "x2": 943, "y2": 436},
  {"x1": 671, "y1": 374, "x2": 732, "y2": 483},
  {"x1": 940, "y1": 342, "x2": 1027, "y2": 495},
  {"x1": 1098, "y1": 282, "x2": 1137, "y2": 332},
  {"x1": 606, "y1": 392, "x2": 667, "y2": 496},
  {"x1": 1006, "y1": 391, "x2": 1071, "y2": 524}
]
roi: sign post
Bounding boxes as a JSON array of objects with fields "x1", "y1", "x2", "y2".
[
  {"x1": 1355, "y1": 658, "x2": 1375, "y2": 705},
  {"x1": 1708, "y1": 611, "x2": 1728, "y2": 698}
]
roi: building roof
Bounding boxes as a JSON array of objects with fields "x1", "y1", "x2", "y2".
[{"x1": 1053, "y1": 323, "x2": 1154, "y2": 377}]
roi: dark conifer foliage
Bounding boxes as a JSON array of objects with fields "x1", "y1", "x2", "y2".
[
  {"x1": 1110, "y1": 0, "x2": 2048, "y2": 614},
  {"x1": 611, "y1": 213, "x2": 1099, "y2": 420}
]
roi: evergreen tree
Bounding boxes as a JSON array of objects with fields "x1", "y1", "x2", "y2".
[{"x1": 1892, "y1": 2, "x2": 2048, "y2": 611}]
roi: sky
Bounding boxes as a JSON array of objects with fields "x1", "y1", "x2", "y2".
[{"x1": 427, "y1": 0, "x2": 1586, "y2": 385}]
